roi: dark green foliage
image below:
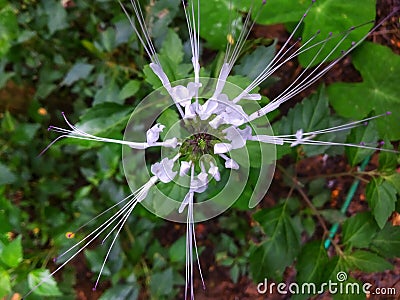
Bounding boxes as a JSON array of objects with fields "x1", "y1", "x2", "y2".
[{"x1": 1, "y1": 0, "x2": 399, "y2": 299}]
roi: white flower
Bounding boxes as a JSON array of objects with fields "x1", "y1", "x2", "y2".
[
  {"x1": 151, "y1": 157, "x2": 178, "y2": 183},
  {"x1": 180, "y1": 161, "x2": 192, "y2": 176},
  {"x1": 213, "y1": 142, "x2": 232, "y2": 154},
  {"x1": 223, "y1": 125, "x2": 253, "y2": 149},
  {"x1": 146, "y1": 123, "x2": 165, "y2": 145},
  {"x1": 208, "y1": 162, "x2": 220, "y2": 181}
]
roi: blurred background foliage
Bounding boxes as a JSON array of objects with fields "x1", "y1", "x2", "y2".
[{"x1": 0, "y1": 0, "x2": 399, "y2": 299}]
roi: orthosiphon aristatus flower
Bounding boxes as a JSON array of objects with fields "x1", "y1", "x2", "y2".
[{"x1": 27, "y1": 0, "x2": 399, "y2": 299}]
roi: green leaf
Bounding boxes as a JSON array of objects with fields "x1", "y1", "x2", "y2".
[
  {"x1": 100, "y1": 27, "x2": 116, "y2": 52},
  {"x1": 76, "y1": 103, "x2": 133, "y2": 136},
  {"x1": 345, "y1": 122, "x2": 378, "y2": 166},
  {"x1": 275, "y1": 86, "x2": 344, "y2": 156},
  {"x1": 332, "y1": 278, "x2": 366, "y2": 300},
  {"x1": 147, "y1": 0, "x2": 181, "y2": 40},
  {"x1": 81, "y1": 39, "x2": 106, "y2": 59},
  {"x1": 233, "y1": 43, "x2": 276, "y2": 81},
  {"x1": 0, "y1": 267, "x2": 11, "y2": 298},
  {"x1": 168, "y1": 236, "x2": 185, "y2": 263},
  {"x1": 249, "y1": 204, "x2": 301, "y2": 281},
  {"x1": 371, "y1": 223, "x2": 400, "y2": 258},
  {"x1": 146, "y1": 29, "x2": 192, "y2": 86},
  {"x1": 342, "y1": 212, "x2": 379, "y2": 248},
  {"x1": 312, "y1": 192, "x2": 330, "y2": 208},
  {"x1": 366, "y1": 178, "x2": 397, "y2": 229},
  {"x1": 143, "y1": 64, "x2": 163, "y2": 89},
  {"x1": 319, "y1": 209, "x2": 347, "y2": 224},
  {"x1": 230, "y1": 264, "x2": 240, "y2": 284},
  {"x1": 198, "y1": 0, "x2": 251, "y2": 49},
  {"x1": 84, "y1": 248, "x2": 111, "y2": 277},
  {"x1": 99, "y1": 283, "x2": 139, "y2": 300},
  {"x1": 160, "y1": 29, "x2": 184, "y2": 65},
  {"x1": 0, "y1": 210, "x2": 12, "y2": 234},
  {"x1": 1, "y1": 110, "x2": 15, "y2": 132},
  {"x1": 11, "y1": 123, "x2": 40, "y2": 145},
  {"x1": 43, "y1": 0, "x2": 68, "y2": 35},
  {"x1": 384, "y1": 173, "x2": 400, "y2": 194},
  {"x1": 0, "y1": 235, "x2": 22, "y2": 267},
  {"x1": 150, "y1": 268, "x2": 173, "y2": 296},
  {"x1": 344, "y1": 250, "x2": 392, "y2": 273},
  {"x1": 0, "y1": 162, "x2": 16, "y2": 186},
  {"x1": 329, "y1": 42, "x2": 400, "y2": 140},
  {"x1": 28, "y1": 269, "x2": 62, "y2": 296},
  {"x1": 0, "y1": 60, "x2": 13, "y2": 88},
  {"x1": 378, "y1": 142, "x2": 398, "y2": 171},
  {"x1": 292, "y1": 241, "x2": 329, "y2": 300},
  {"x1": 0, "y1": 5, "x2": 18, "y2": 58},
  {"x1": 256, "y1": 0, "x2": 375, "y2": 66},
  {"x1": 324, "y1": 255, "x2": 348, "y2": 282},
  {"x1": 156, "y1": 108, "x2": 180, "y2": 140},
  {"x1": 94, "y1": 77, "x2": 122, "y2": 105},
  {"x1": 119, "y1": 80, "x2": 140, "y2": 100},
  {"x1": 61, "y1": 63, "x2": 94, "y2": 86}
]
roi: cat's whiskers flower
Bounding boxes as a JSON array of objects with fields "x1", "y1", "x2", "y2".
[{"x1": 29, "y1": 0, "x2": 400, "y2": 299}]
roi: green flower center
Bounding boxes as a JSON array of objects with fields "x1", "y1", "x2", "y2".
[{"x1": 180, "y1": 132, "x2": 219, "y2": 161}]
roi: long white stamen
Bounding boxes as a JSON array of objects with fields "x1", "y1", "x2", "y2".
[
  {"x1": 41, "y1": 114, "x2": 178, "y2": 155},
  {"x1": 251, "y1": 112, "x2": 398, "y2": 153},
  {"x1": 213, "y1": 1, "x2": 266, "y2": 99},
  {"x1": 118, "y1": 0, "x2": 159, "y2": 65},
  {"x1": 180, "y1": 164, "x2": 205, "y2": 299},
  {"x1": 56, "y1": 178, "x2": 157, "y2": 263},
  {"x1": 72, "y1": 183, "x2": 151, "y2": 234},
  {"x1": 182, "y1": 0, "x2": 200, "y2": 83},
  {"x1": 93, "y1": 186, "x2": 147, "y2": 290},
  {"x1": 23, "y1": 177, "x2": 158, "y2": 298},
  {"x1": 276, "y1": 113, "x2": 392, "y2": 138},
  {"x1": 246, "y1": 8, "x2": 400, "y2": 122},
  {"x1": 283, "y1": 138, "x2": 398, "y2": 153}
]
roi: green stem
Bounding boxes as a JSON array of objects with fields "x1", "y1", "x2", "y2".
[{"x1": 324, "y1": 156, "x2": 371, "y2": 249}]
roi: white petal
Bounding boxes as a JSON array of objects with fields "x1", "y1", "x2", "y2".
[
  {"x1": 225, "y1": 158, "x2": 239, "y2": 170},
  {"x1": 197, "y1": 100, "x2": 218, "y2": 120},
  {"x1": 192, "y1": 172, "x2": 208, "y2": 193},
  {"x1": 209, "y1": 115, "x2": 224, "y2": 129},
  {"x1": 184, "y1": 103, "x2": 196, "y2": 119},
  {"x1": 179, "y1": 191, "x2": 193, "y2": 213},
  {"x1": 208, "y1": 163, "x2": 220, "y2": 181},
  {"x1": 242, "y1": 93, "x2": 261, "y2": 101},
  {"x1": 146, "y1": 123, "x2": 165, "y2": 145},
  {"x1": 250, "y1": 135, "x2": 284, "y2": 145},
  {"x1": 187, "y1": 82, "x2": 201, "y2": 97},
  {"x1": 179, "y1": 161, "x2": 192, "y2": 176},
  {"x1": 221, "y1": 103, "x2": 248, "y2": 126},
  {"x1": 151, "y1": 158, "x2": 177, "y2": 183},
  {"x1": 212, "y1": 63, "x2": 230, "y2": 98},
  {"x1": 136, "y1": 176, "x2": 158, "y2": 202},
  {"x1": 295, "y1": 129, "x2": 303, "y2": 140},
  {"x1": 291, "y1": 129, "x2": 304, "y2": 147},
  {"x1": 172, "y1": 85, "x2": 191, "y2": 107},
  {"x1": 150, "y1": 63, "x2": 171, "y2": 90},
  {"x1": 161, "y1": 137, "x2": 178, "y2": 148},
  {"x1": 214, "y1": 143, "x2": 232, "y2": 154},
  {"x1": 223, "y1": 125, "x2": 252, "y2": 149}
]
